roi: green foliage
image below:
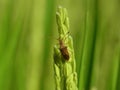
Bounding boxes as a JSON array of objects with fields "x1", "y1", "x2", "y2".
[
  {"x1": 53, "y1": 6, "x2": 78, "y2": 90},
  {"x1": 0, "y1": 0, "x2": 120, "y2": 90}
]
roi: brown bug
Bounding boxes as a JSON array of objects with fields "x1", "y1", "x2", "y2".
[{"x1": 58, "y1": 36, "x2": 70, "y2": 61}]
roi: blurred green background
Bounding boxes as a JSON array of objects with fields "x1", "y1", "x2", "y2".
[{"x1": 0, "y1": 0, "x2": 120, "y2": 90}]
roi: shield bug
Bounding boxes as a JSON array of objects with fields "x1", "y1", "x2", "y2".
[{"x1": 58, "y1": 34, "x2": 70, "y2": 61}]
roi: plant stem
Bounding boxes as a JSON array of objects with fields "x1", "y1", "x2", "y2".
[{"x1": 53, "y1": 6, "x2": 78, "y2": 90}]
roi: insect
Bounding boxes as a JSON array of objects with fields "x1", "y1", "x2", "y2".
[{"x1": 58, "y1": 35, "x2": 70, "y2": 61}]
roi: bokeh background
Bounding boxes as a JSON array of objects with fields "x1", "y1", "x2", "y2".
[{"x1": 0, "y1": 0, "x2": 120, "y2": 90}]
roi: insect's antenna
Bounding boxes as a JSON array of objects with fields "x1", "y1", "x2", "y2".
[{"x1": 63, "y1": 31, "x2": 70, "y2": 41}]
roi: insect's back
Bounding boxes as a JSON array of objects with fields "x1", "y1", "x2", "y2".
[{"x1": 60, "y1": 46, "x2": 69, "y2": 60}]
